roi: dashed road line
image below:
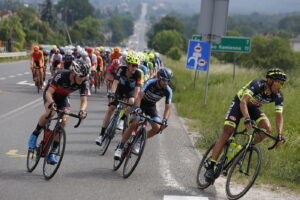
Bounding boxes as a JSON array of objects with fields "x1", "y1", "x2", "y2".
[
  {"x1": 163, "y1": 195, "x2": 209, "y2": 200},
  {"x1": 8, "y1": 75, "x2": 16, "y2": 78},
  {"x1": 0, "y1": 77, "x2": 6, "y2": 80}
]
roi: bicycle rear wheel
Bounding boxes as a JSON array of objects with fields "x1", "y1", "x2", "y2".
[
  {"x1": 99, "y1": 116, "x2": 119, "y2": 156},
  {"x1": 122, "y1": 128, "x2": 147, "y2": 178},
  {"x1": 26, "y1": 146, "x2": 41, "y2": 172},
  {"x1": 43, "y1": 128, "x2": 66, "y2": 180},
  {"x1": 226, "y1": 146, "x2": 262, "y2": 200}
]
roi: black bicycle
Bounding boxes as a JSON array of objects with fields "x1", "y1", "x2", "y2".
[
  {"x1": 196, "y1": 125, "x2": 281, "y2": 200},
  {"x1": 113, "y1": 114, "x2": 164, "y2": 178},
  {"x1": 99, "y1": 100, "x2": 133, "y2": 155},
  {"x1": 26, "y1": 109, "x2": 84, "y2": 180}
]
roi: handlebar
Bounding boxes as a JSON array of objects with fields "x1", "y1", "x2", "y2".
[
  {"x1": 45, "y1": 109, "x2": 85, "y2": 128},
  {"x1": 235, "y1": 126, "x2": 282, "y2": 150},
  {"x1": 117, "y1": 100, "x2": 134, "y2": 107}
]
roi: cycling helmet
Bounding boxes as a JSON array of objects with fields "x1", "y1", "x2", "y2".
[
  {"x1": 157, "y1": 67, "x2": 173, "y2": 80},
  {"x1": 112, "y1": 59, "x2": 120, "y2": 66},
  {"x1": 266, "y1": 68, "x2": 287, "y2": 81},
  {"x1": 86, "y1": 47, "x2": 93, "y2": 53},
  {"x1": 72, "y1": 60, "x2": 89, "y2": 77},
  {"x1": 33, "y1": 45, "x2": 39, "y2": 51},
  {"x1": 148, "y1": 53, "x2": 155, "y2": 59},
  {"x1": 94, "y1": 50, "x2": 100, "y2": 55},
  {"x1": 114, "y1": 47, "x2": 120, "y2": 53},
  {"x1": 125, "y1": 54, "x2": 139, "y2": 65},
  {"x1": 81, "y1": 51, "x2": 88, "y2": 57},
  {"x1": 66, "y1": 50, "x2": 72, "y2": 55},
  {"x1": 122, "y1": 51, "x2": 128, "y2": 58}
]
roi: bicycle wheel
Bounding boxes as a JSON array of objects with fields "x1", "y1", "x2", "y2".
[
  {"x1": 226, "y1": 146, "x2": 262, "y2": 200},
  {"x1": 196, "y1": 143, "x2": 215, "y2": 189},
  {"x1": 123, "y1": 128, "x2": 147, "y2": 178},
  {"x1": 43, "y1": 128, "x2": 66, "y2": 180},
  {"x1": 113, "y1": 150, "x2": 125, "y2": 171},
  {"x1": 26, "y1": 146, "x2": 41, "y2": 172},
  {"x1": 99, "y1": 115, "x2": 119, "y2": 156}
]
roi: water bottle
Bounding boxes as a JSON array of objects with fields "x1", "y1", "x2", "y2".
[{"x1": 227, "y1": 137, "x2": 236, "y2": 159}]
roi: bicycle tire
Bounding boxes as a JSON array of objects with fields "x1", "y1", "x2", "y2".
[
  {"x1": 196, "y1": 143, "x2": 215, "y2": 189},
  {"x1": 26, "y1": 146, "x2": 41, "y2": 172},
  {"x1": 226, "y1": 146, "x2": 262, "y2": 200},
  {"x1": 122, "y1": 128, "x2": 147, "y2": 178},
  {"x1": 99, "y1": 115, "x2": 119, "y2": 156},
  {"x1": 43, "y1": 128, "x2": 66, "y2": 180},
  {"x1": 113, "y1": 152, "x2": 125, "y2": 171}
]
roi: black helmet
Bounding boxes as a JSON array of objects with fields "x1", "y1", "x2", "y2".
[
  {"x1": 72, "y1": 60, "x2": 89, "y2": 77},
  {"x1": 157, "y1": 67, "x2": 173, "y2": 80},
  {"x1": 266, "y1": 68, "x2": 287, "y2": 81}
]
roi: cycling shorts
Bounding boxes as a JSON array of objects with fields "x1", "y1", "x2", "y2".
[
  {"x1": 34, "y1": 61, "x2": 43, "y2": 68},
  {"x1": 140, "y1": 102, "x2": 161, "y2": 122},
  {"x1": 109, "y1": 89, "x2": 135, "y2": 107},
  {"x1": 225, "y1": 96, "x2": 267, "y2": 128}
]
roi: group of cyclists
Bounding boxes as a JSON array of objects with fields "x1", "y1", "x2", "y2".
[{"x1": 28, "y1": 43, "x2": 287, "y2": 186}]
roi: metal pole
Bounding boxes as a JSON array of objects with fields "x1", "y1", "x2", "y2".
[
  {"x1": 194, "y1": 69, "x2": 197, "y2": 88},
  {"x1": 233, "y1": 53, "x2": 236, "y2": 80},
  {"x1": 204, "y1": 36, "x2": 212, "y2": 105}
]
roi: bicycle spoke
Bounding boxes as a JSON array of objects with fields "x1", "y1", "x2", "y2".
[{"x1": 226, "y1": 146, "x2": 262, "y2": 200}]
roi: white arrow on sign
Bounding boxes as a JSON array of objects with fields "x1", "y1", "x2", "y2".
[{"x1": 17, "y1": 80, "x2": 35, "y2": 86}]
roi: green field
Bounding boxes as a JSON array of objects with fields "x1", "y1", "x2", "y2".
[{"x1": 164, "y1": 56, "x2": 300, "y2": 191}]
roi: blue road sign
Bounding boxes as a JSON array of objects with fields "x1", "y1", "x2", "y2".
[{"x1": 186, "y1": 40, "x2": 211, "y2": 71}]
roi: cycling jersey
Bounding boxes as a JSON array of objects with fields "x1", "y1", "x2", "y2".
[
  {"x1": 43, "y1": 70, "x2": 88, "y2": 109},
  {"x1": 109, "y1": 52, "x2": 122, "y2": 62},
  {"x1": 141, "y1": 78, "x2": 172, "y2": 106},
  {"x1": 115, "y1": 66, "x2": 142, "y2": 89},
  {"x1": 51, "y1": 53, "x2": 63, "y2": 63},
  {"x1": 31, "y1": 51, "x2": 44, "y2": 62},
  {"x1": 63, "y1": 55, "x2": 74, "y2": 70},
  {"x1": 225, "y1": 79, "x2": 284, "y2": 128},
  {"x1": 96, "y1": 55, "x2": 103, "y2": 72},
  {"x1": 106, "y1": 64, "x2": 119, "y2": 80}
]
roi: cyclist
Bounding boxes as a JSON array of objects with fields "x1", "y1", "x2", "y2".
[
  {"x1": 50, "y1": 49, "x2": 63, "y2": 77},
  {"x1": 105, "y1": 58, "x2": 121, "y2": 96},
  {"x1": 204, "y1": 68, "x2": 287, "y2": 183},
  {"x1": 72, "y1": 47, "x2": 81, "y2": 59},
  {"x1": 109, "y1": 47, "x2": 122, "y2": 63},
  {"x1": 114, "y1": 67, "x2": 173, "y2": 160},
  {"x1": 95, "y1": 54, "x2": 142, "y2": 147},
  {"x1": 62, "y1": 50, "x2": 74, "y2": 70},
  {"x1": 27, "y1": 60, "x2": 89, "y2": 165},
  {"x1": 39, "y1": 46, "x2": 49, "y2": 82},
  {"x1": 30, "y1": 45, "x2": 44, "y2": 88},
  {"x1": 94, "y1": 50, "x2": 104, "y2": 89}
]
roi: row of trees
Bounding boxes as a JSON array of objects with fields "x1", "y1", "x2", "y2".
[
  {"x1": 147, "y1": 13, "x2": 300, "y2": 70},
  {"x1": 0, "y1": 0, "x2": 135, "y2": 51}
]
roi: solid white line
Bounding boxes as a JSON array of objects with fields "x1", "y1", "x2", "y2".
[
  {"x1": 164, "y1": 195, "x2": 209, "y2": 200},
  {"x1": 0, "y1": 97, "x2": 42, "y2": 121}
]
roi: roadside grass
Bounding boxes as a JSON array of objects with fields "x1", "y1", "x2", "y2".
[
  {"x1": 163, "y1": 56, "x2": 300, "y2": 192},
  {"x1": 0, "y1": 56, "x2": 29, "y2": 63}
]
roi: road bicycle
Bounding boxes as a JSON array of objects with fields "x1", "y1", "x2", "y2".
[
  {"x1": 99, "y1": 99, "x2": 132, "y2": 155},
  {"x1": 113, "y1": 113, "x2": 164, "y2": 179},
  {"x1": 196, "y1": 125, "x2": 281, "y2": 200},
  {"x1": 32, "y1": 66, "x2": 43, "y2": 93},
  {"x1": 26, "y1": 109, "x2": 84, "y2": 180}
]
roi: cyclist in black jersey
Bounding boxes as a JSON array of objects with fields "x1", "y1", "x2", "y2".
[
  {"x1": 114, "y1": 67, "x2": 173, "y2": 160},
  {"x1": 95, "y1": 54, "x2": 142, "y2": 146},
  {"x1": 204, "y1": 68, "x2": 287, "y2": 183},
  {"x1": 27, "y1": 60, "x2": 89, "y2": 164}
]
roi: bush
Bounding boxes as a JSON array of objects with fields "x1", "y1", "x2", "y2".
[{"x1": 166, "y1": 47, "x2": 182, "y2": 60}]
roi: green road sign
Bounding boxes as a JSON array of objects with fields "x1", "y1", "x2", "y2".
[{"x1": 191, "y1": 35, "x2": 251, "y2": 53}]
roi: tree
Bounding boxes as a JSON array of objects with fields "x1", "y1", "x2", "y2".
[
  {"x1": 56, "y1": 0, "x2": 95, "y2": 26},
  {"x1": 0, "y1": 15, "x2": 25, "y2": 51},
  {"x1": 278, "y1": 15, "x2": 300, "y2": 36},
  {"x1": 152, "y1": 30, "x2": 184, "y2": 54},
  {"x1": 108, "y1": 16, "x2": 124, "y2": 44},
  {"x1": 71, "y1": 16, "x2": 104, "y2": 45},
  {"x1": 41, "y1": 0, "x2": 56, "y2": 29},
  {"x1": 166, "y1": 47, "x2": 182, "y2": 60}
]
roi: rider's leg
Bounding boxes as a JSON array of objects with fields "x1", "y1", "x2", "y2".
[
  {"x1": 99, "y1": 104, "x2": 116, "y2": 136},
  {"x1": 254, "y1": 117, "x2": 272, "y2": 144},
  {"x1": 120, "y1": 118, "x2": 139, "y2": 144},
  {"x1": 211, "y1": 124, "x2": 235, "y2": 161},
  {"x1": 147, "y1": 122, "x2": 161, "y2": 138}
]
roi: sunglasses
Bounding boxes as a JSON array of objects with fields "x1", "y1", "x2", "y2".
[
  {"x1": 273, "y1": 80, "x2": 284, "y2": 87},
  {"x1": 77, "y1": 74, "x2": 86, "y2": 78},
  {"x1": 160, "y1": 78, "x2": 170, "y2": 83},
  {"x1": 130, "y1": 64, "x2": 138, "y2": 68}
]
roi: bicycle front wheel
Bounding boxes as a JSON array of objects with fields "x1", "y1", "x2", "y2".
[
  {"x1": 43, "y1": 128, "x2": 66, "y2": 180},
  {"x1": 122, "y1": 128, "x2": 147, "y2": 178},
  {"x1": 26, "y1": 146, "x2": 41, "y2": 172},
  {"x1": 99, "y1": 115, "x2": 119, "y2": 156},
  {"x1": 226, "y1": 146, "x2": 262, "y2": 200}
]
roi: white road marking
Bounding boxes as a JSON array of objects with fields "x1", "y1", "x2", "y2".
[
  {"x1": 6, "y1": 149, "x2": 27, "y2": 158},
  {"x1": 164, "y1": 196, "x2": 209, "y2": 200},
  {"x1": 24, "y1": 72, "x2": 30, "y2": 74},
  {"x1": 0, "y1": 97, "x2": 42, "y2": 121},
  {"x1": 9, "y1": 75, "x2": 16, "y2": 78},
  {"x1": 0, "y1": 77, "x2": 6, "y2": 80},
  {"x1": 17, "y1": 80, "x2": 35, "y2": 86},
  {"x1": 17, "y1": 73, "x2": 23, "y2": 76}
]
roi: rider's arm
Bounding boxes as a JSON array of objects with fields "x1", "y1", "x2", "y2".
[
  {"x1": 133, "y1": 86, "x2": 140, "y2": 99},
  {"x1": 79, "y1": 96, "x2": 87, "y2": 111},
  {"x1": 275, "y1": 112, "x2": 283, "y2": 135},
  {"x1": 134, "y1": 91, "x2": 145, "y2": 108},
  {"x1": 240, "y1": 94, "x2": 252, "y2": 130},
  {"x1": 45, "y1": 86, "x2": 55, "y2": 104},
  {"x1": 163, "y1": 104, "x2": 171, "y2": 120},
  {"x1": 111, "y1": 79, "x2": 119, "y2": 93}
]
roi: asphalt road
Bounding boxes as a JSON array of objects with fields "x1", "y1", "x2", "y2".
[{"x1": 0, "y1": 60, "x2": 221, "y2": 200}]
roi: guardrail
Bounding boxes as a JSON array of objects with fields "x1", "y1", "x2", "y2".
[{"x1": 0, "y1": 52, "x2": 27, "y2": 58}]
